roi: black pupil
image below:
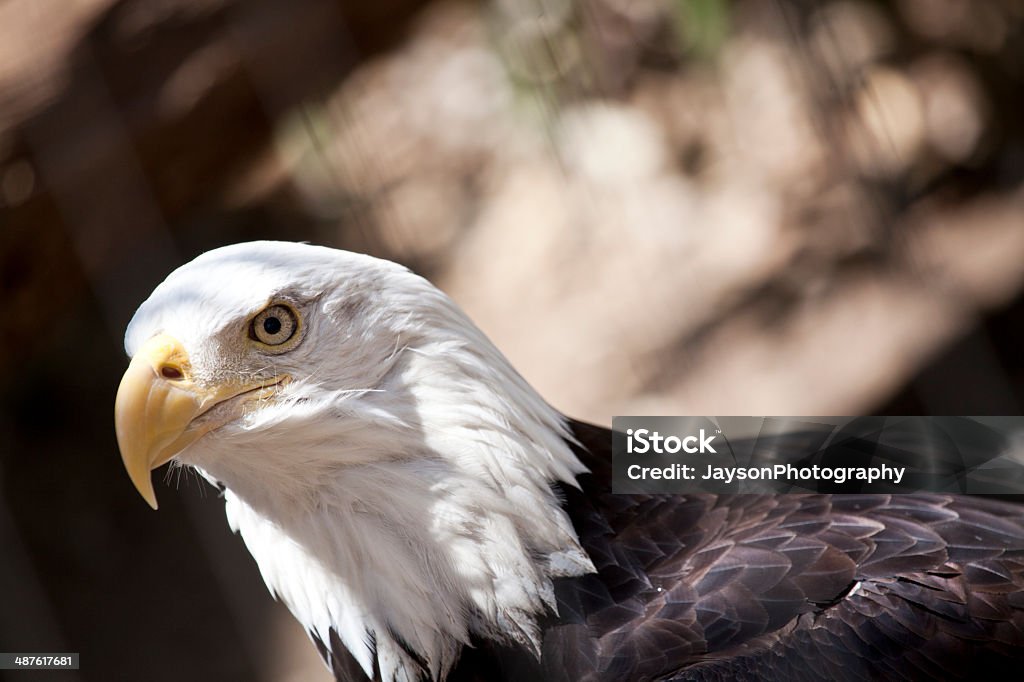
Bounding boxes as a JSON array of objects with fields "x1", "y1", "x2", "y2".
[{"x1": 263, "y1": 316, "x2": 282, "y2": 335}]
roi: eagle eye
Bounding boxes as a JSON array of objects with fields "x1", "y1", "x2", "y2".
[{"x1": 250, "y1": 304, "x2": 299, "y2": 347}]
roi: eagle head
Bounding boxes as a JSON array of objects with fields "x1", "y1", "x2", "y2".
[{"x1": 114, "y1": 241, "x2": 594, "y2": 681}]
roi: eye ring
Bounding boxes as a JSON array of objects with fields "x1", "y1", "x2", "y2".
[{"x1": 250, "y1": 304, "x2": 299, "y2": 348}]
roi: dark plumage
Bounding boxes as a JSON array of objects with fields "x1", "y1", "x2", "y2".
[{"x1": 549, "y1": 421, "x2": 1024, "y2": 680}]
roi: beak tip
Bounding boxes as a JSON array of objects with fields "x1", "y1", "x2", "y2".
[
  {"x1": 125, "y1": 464, "x2": 161, "y2": 511},
  {"x1": 138, "y1": 478, "x2": 160, "y2": 511}
]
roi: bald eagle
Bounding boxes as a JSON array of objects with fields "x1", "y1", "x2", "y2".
[{"x1": 115, "y1": 242, "x2": 1024, "y2": 681}]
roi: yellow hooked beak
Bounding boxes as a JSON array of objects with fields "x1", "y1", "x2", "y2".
[{"x1": 114, "y1": 333, "x2": 285, "y2": 509}]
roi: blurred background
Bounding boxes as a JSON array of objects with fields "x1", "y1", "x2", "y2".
[{"x1": 1, "y1": 0, "x2": 1023, "y2": 679}]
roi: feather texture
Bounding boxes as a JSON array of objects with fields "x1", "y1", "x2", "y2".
[{"x1": 524, "y1": 420, "x2": 1024, "y2": 681}]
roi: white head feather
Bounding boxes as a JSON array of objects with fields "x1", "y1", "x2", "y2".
[{"x1": 125, "y1": 241, "x2": 595, "y2": 681}]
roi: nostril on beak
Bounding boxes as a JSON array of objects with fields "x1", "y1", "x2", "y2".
[{"x1": 160, "y1": 365, "x2": 184, "y2": 380}]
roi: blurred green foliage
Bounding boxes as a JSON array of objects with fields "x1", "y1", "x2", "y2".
[{"x1": 673, "y1": 0, "x2": 731, "y2": 59}]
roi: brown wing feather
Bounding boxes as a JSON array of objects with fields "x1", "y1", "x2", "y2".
[{"x1": 532, "y1": 420, "x2": 1024, "y2": 681}]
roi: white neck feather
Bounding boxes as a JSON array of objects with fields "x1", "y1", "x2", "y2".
[{"x1": 188, "y1": 289, "x2": 595, "y2": 682}]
